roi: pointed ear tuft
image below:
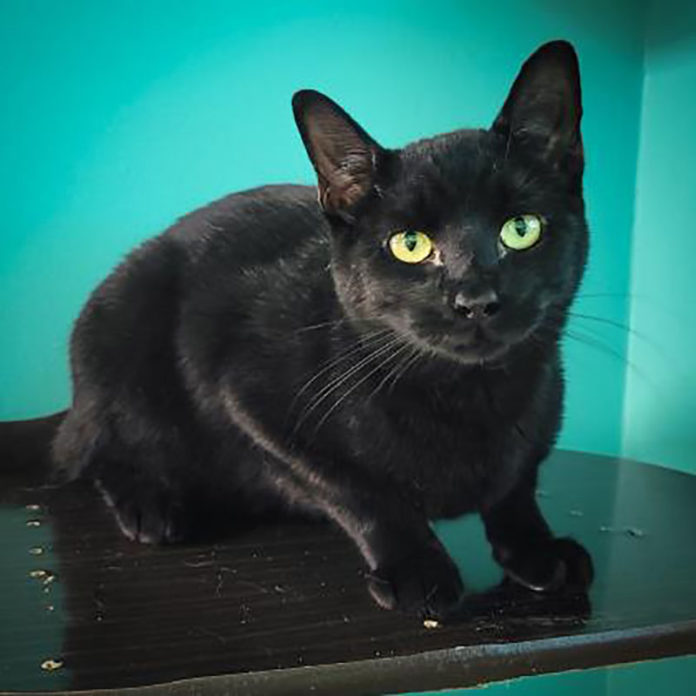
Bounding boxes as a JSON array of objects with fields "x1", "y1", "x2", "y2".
[
  {"x1": 493, "y1": 41, "x2": 583, "y2": 177},
  {"x1": 293, "y1": 90, "x2": 383, "y2": 219}
]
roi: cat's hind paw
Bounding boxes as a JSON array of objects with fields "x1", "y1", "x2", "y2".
[{"x1": 95, "y1": 477, "x2": 187, "y2": 544}]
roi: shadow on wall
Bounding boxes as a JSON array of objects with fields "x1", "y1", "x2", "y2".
[
  {"x1": 532, "y1": 0, "x2": 647, "y2": 50},
  {"x1": 643, "y1": 0, "x2": 696, "y2": 51},
  {"x1": 532, "y1": 0, "x2": 696, "y2": 54}
]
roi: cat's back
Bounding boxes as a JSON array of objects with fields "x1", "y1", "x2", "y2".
[
  {"x1": 166, "y1": 184, "x2": 327, "y2": 268},
  {"x1": 169, "y1": 183, "x2": 335, "y2": 342},
  {"x1": 70, "y1": 184, "x2": 328, "y2": 372}
]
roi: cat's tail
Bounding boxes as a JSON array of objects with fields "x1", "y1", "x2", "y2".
[{"x1": 0, "y1": 411, "x2": 68, "y2": 485}]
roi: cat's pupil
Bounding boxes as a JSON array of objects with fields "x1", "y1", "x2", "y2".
[
  {"x1": 404, "y1": 232, "x2": 418, "y2": 251},
  {"x1": 514, "y1": 217, "x2": 527, "y2": 236}
]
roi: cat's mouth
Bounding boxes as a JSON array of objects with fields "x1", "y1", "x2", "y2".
[
  {"x1": 442, "y1": 331, "x2": 510, "y2": 363},
  {"x1": 406, "y1": 328, "x2": 502, "y2": 364},
  {"x1": 397, "y1": 303, "x2": 547, "y2": 365},
  {"x1": 407, "y1": 319, "x2": 528, "y2": 365}
]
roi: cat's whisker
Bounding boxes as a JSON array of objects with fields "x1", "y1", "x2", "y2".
[
  {"x1": 386, "y1": 346, "x2": 422, "y2": 394},
  {"x1": 388, "y1": 347, "x2": 425, "y2": 395},
  {"x1": 294, "y1": 316, "x2": 376, "y2": 333},
  {"x1": 568, "y1": 311, "x2": 634, "y2": 333},
  {"x1": 312, "y1": 341, "x2": 412, "y2": 435},
  {"x1": 293, "y1": 333, "x2": 404, "y2": 432},
  {"x1": 292, "y1": 328, "x2": 394, "y2": 404},
  {"x1": 563, "y1": 328, "x2": 631, "y2": 366},
  {"x1": 303, "y1": 341, "x2": 407, "y2": 437},
  {"x1": 294, "y1": 319, "x2": 347, "y2": 333},
  {"x1": 286, "y1": 328, "x2": 396, "y2": 432},
  {"x1": 364, "y1": 343, "x2": 418, "y2": 405},
  {"x1": 567, "y1": 311, "x2": 665, "y2": 355},
  {"x1": 300, "y1": 332, "x2": 403, "y2": 409},
  {"x1": 562, "y1": 328, "x2": 660, "y2": 393}
]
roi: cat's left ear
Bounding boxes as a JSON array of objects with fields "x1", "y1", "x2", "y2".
[
  {"x1": 293, "y1": 90, "x2": 385, "y2": 220},
  {"x1": 492, "y1": 41, "x2": 583, "y2": 177}
]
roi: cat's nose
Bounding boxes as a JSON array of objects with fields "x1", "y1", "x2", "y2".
[{"x1": 452, "y1": 289, "x2": 501, "y2": 320}]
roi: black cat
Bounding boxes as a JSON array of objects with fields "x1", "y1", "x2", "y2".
[{"x1": 39, "y1": 40, "x2": 592, "y2": 617}]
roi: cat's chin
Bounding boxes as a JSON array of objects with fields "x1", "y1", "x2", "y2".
[
  {"x1": 409, "y1": 330, "x2": 515, "y2": 366},
  {"x1": 443, "y1": 338, "x2": 513, "y2": 366},
  {"x1": 404, "y1": 314, "x2": 549, "y2": 367}
]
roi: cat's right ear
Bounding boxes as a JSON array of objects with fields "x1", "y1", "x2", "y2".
[{"x1": 293, "y1": 90, "x2": 384, "y2": 220}]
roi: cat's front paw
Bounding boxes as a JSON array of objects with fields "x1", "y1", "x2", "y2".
[
  {"x1": 94, "y1": 477, "x2": 186, "y2": 544},
  {"x1": 366, "y1": 544, "x2": 463, "y2": 618},
  {"x1": 497, "y1": 537, "x2": 593, "y2": 593}
]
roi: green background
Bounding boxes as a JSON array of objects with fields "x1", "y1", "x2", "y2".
[
  {"x1": 1, "y1": 0, "x2": 644, "y2": 456},
  {"x1": 1, "y1": 0, "x2": 694, "y2": 693}
]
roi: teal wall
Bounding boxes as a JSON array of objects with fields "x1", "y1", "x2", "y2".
[
  {"x1": 622, "y1": 0, "x2": 696, "y2": 473},
  {"x1": 0, "y1": 0, "x2": 644, "y2": 458},
  {"x1": 396, "y1": 655, "x2": 696, "y2": 696},
  {"x1": 2, "y1": 3, "x2": 693, "y2": 695}
]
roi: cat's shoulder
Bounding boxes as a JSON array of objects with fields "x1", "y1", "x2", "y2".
[
  {"x1": 167, "y1": 184, "x2": 324, "y2": 245},
  {"x1": 158, "y1": 184, "x2": 331, "y2": 301},
  {"x1": 158, "y1": 184, "x2": 328, "y2": 277}
]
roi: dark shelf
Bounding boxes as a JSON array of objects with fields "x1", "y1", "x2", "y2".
[{"x1": 1, "y1": 447, "x2": 695, "y2": 695}]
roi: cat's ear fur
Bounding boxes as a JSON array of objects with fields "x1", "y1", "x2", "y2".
[
  {"x1": 493, "y1": 41, "x2": 583, "y2": 178},
  {"x1": 293, "y1": 90, "x2": 384, "y2": 219}
]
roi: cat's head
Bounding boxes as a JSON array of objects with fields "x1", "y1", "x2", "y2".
[{"x1": 293, "y1": 41, "x2": 588, "y2": 365}]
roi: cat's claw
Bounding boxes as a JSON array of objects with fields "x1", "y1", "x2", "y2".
[
  {"x1": 499, "y1": 537, "x2": 593, "y2": 593},
  {"x1": 367, "y1": 545, "x2": 463, "y2": 618},
  {"x1": 95, "y1": 478, "x2": 185, "y2": 544}
]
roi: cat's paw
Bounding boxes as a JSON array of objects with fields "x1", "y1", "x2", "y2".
[
  {"x1": 94, "y1": 477, "x2": 186, "y2": 544},
  {"x1": 366, "y1": 544, "x2": 463, "y2": 618},
  {"x1": 497, "y1": 537, "x2": 593, "y2": 593}
]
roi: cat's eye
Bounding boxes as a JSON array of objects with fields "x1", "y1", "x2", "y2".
[
  {"x1": 388, "y1": 231, "x2": 434, "y2": 264},
  {"x1": 500, "y1": 214, "x2": 543, "y2": 250}
]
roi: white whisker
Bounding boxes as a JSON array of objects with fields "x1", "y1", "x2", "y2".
[
  {"x1": 312, "y1": 341, "x2": 410, "y2": 435},
  {"x1": 293, "y1": 333, "x2": 404, "y2": 432}
]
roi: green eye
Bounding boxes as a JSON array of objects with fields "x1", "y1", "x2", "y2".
[
  {"x1": 389, "y1": 230, "x2": 434, "y2": 264},
  {"x1": 500, "y1": 214, "x2": 543, "y2": 250}
]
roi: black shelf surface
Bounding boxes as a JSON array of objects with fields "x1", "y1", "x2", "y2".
[{"x1": 1, "y1": 437, "x2": 695, "y2": 695}]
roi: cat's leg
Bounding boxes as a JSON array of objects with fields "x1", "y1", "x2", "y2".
[
  {"x1": 221, "y1": 398, "x2": 463, "y2": 615},
  {"x1": 480, "y1": 473, "x2": 593, "y2": 592},
  {"x1": 92, "y1": 448, "x2": 188, "y2": 545},
  {"x1": 276, "y1": 465, "x2": 463, "y2": 617},
  {"x1": 363, "y1": 527, "x2": 464, "y2": 617},
  {"x1": 54, "y1": 406, "x2": 195, "y2": 544}
]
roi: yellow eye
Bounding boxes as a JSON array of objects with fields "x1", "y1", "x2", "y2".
[
  {"x1": 388, "y1": 230, "x2": 433, "y2": 264},
  {"x1": 500, "y1": 214, "x2": 543, "y2": 250}
]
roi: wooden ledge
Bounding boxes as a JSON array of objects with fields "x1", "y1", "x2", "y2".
[{"x1": 1, "y1": 449, "x2": 695, "y2": 694}]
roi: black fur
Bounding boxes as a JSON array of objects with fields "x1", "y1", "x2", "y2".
[{"x1": 47, "y1": 41, "x2": 592, "y2": 616}]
